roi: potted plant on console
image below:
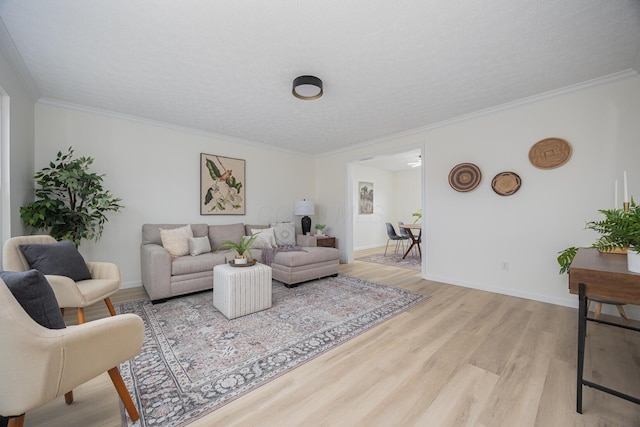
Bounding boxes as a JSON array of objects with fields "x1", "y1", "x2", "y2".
[
  {"x1": 314, "y1": 223, "x2": 326, "y2": 236},
  {"x1": 219, "y1": 234, "x2": 260, "y2": 265},
  {"x1": 558, "y1": 199, "x2": 640, "y2": 274}
]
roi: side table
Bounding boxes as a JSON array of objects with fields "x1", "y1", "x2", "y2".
[
  {"x1": 315, "y1": 236, "x2": 336, "y2": 248},
  {"x1": 213, "y1": 262, "x2": 272, "y2": 319}
]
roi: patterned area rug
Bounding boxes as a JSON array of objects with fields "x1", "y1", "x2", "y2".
[
  {"x1": 116, "y1": 274, "x2": 428, "y2": 426},
  {"x1": 356, "y1": 251, "x2": 422, "y2": 271}
]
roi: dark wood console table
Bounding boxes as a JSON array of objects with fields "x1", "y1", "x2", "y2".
[{"x1": 569, "y1": 248, "x2": 640, "y2": 413}]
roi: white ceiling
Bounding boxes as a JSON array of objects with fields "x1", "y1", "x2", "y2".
[{"x1": 0, "y1": 1, "x2": 639, "y2": 156}]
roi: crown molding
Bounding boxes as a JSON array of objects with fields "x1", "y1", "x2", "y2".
[
  {"x1": 320, "y1": 69, "x2": 640, "y2": 159},
  {"x1": 36, "y1": 98, "x2": 314, "y2": 158}
]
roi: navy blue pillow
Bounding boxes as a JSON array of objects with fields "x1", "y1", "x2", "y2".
[
  {"x1": 1, "y1": 270, "x2": 66, "y2": 329},
  {"x1": 19, "y1": 240, "x2": 92, "y2": 281}
]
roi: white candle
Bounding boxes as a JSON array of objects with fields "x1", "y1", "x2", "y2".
[
  {"x1": 615, "y1": 180, "x2": 619, "y2": 208},
  {"x1": 624, "y1": 171, "x2": 629, "y2": 203}
]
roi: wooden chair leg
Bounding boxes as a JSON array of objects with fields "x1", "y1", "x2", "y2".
[
  {"x1": 104, "y1": 297, "x2": 117, "y2": 316},
  {"x1": 616, "y1": 305, "x2": 629, "y2": 321},
  {"x1": 7, "y1": 415, "x2": 25, "y2": 427},
  {"x1": 76, "y1": 307, "x2": 85, "y2": 324},
  {"x1": 108, "y1": 367, "x2": 139, "y2": 421},
  {"x1": 64, "y1": 390, "x2": 74, "y2": 404}
]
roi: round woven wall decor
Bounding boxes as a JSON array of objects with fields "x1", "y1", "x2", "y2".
[
  {"x1": 491, "y1": 171, "x2": 521, "y2": 196},
  {"x1": 448, "y1": 163, "x2": 482, "y2": 192},
  {"x1": 528, "y1": 138, "x2": 572, "y2": 169}
]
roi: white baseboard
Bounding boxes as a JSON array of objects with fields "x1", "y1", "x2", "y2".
[
  {"x1": 121, "y1": 280, "x2": 143, "y2": 289},
  {"x1": 424, "y1": 273, "x2": 640, "y2": 320}
]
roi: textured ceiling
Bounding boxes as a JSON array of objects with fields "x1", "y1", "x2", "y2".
[{"x1": 0, "y1": 1, "x2": 639, "y2": 155}]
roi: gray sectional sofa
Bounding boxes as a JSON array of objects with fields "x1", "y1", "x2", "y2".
[{"x1": 140, "y1": 223, "x2": 339, "y2": 302}]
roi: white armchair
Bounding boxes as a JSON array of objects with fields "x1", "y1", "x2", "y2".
[
  {"x1": 2, "y1": 235, "x2": 120, "y2": 323},
  {"x1": 0, "y1": 278, "x2": 143, "y2": 426}
]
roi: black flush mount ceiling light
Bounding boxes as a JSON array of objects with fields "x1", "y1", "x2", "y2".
[{"x1": 292, "y1": 75, "x2": 323, "y2": 100}]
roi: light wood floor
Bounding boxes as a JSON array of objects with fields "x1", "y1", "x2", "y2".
[{"x1": 22, "y1": 247, "x2": 640, "y2": 426}]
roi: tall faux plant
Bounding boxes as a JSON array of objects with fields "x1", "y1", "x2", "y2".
[{"x1": 20, "y1": 147, "x2": 123, "y2": 246}]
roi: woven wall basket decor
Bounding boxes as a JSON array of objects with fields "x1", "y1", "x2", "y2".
[
  {"x1": 491, "y1": 171, "x2": 521, "y2": 196},
  {"x1": 448, "y1": 163, "x2": 482, "y2": 192},
  {"x1": 528, "y1": 137, "x2": 572, "y2": 169}
]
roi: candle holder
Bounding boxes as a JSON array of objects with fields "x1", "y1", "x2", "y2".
[{"x1": 623, "y1": 202, "x2": 630, "y2": 212}]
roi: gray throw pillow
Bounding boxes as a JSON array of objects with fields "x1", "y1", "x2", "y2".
[
  {"x1": 1, "y1": 269, "x2": 66, "y2": 329},
  {"x1": 188, "y1": 236, "x2": 212, "y2": 256},
  {"x1": 19, "y1": 240, "x2": 92, "y2": 281}
]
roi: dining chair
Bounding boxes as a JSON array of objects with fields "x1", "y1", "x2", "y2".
[
  {"x1": 384, "y1": 223, "x2": 408, "y2": 256},
  {"x1": 398, "y1": 221, "x2": 419, "y2": 257}
]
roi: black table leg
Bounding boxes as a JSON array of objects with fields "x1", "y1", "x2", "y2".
[{"x1": 577, "y1": 282, "x2": 587, "y2": 413}]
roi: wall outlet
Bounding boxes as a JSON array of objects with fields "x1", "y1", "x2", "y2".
[{"x1": 501, "y1": 261, "x2": 509, "y2": 271}]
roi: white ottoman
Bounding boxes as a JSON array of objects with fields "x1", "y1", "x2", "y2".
[{"x1": 213, "y1": 263, "x2": 272, "y2": 319}]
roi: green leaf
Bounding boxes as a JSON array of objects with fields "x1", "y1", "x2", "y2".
[
  {"x1": 204, "y1": 188, "x2": 213, "y2": 205},
  {"x1": 557, "y1": 247, "x2": 578, "y2": 274},
  {"x1": 206, "y1": 158, "x2": 222, "y2": 180}
]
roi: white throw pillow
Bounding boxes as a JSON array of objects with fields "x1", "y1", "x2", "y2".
[
  {"x1": 271, "y1": 222, "x2": 296, "y2": 246},
  {"x1": 250, "y1": 227, "x2": 277, "y2": 249},
  {"x1": 188, "y1": 236, "x2": 211, "y2": 256},
  {"x1": 160, "y1": 224, "x2": 193, "y2": 257}
]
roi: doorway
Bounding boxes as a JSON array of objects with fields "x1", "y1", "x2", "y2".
[{"x1": 346, "y1": 148, "x2": 424, "y2": 274}]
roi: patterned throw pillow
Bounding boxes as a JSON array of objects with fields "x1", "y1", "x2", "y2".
[
  {"x1": 160, "y1": 224, "x2": 193, "y2": 257},
  {"x1": 271, "y1": 222, "x2": 296, "y2": 246},
  {"x1": 250, "y1": 228, "x2": 277, "y2": 249}
]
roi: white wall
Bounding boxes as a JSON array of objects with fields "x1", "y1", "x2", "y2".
[
  {"x1": 393, "y1": 168, "x2": 421, "y2": 225},
  {"x1": 317, "y1": 75, "x2": 640, "y2": 310},
  {"x1": 0, "y1": 47, "x2": 35, "y2": 265},
  {"x1": 351, "y1": 164, "x2": 394, "y2": 250},
  {"x1": 351, "y1": 164, "x2": 422, "y2": 250},
  {"x1": 35, "y1": 103, "x2": 315, "y2": 286}
]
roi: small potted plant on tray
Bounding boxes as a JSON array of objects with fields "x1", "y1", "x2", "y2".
[
  {"x1": 558, "y1": 199, "x2": 640, "y2": 273},
  {"x1": 219, "y1": 233, "x2": 260, "y2": 265},
  {"x1": 314, "y1": 223, "x2": 326, "y2": 235}
]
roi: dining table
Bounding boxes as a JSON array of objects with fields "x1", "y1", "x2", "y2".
[{"x1": 398, "y1": 223, "x2": 422, "y2": 259}]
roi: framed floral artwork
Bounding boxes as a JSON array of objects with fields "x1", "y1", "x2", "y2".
[
  {"x1": 358, "y1": 181, "x2": 374, "y2": 214},
  {"x1": 200, "y1": 153, "x2": 246, "y2": 215}
]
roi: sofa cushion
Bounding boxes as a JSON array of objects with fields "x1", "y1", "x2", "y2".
[
  {"x1": 142, "y1": 224, "x2": 208, "y2": 245},
  {"x1": 0, "y1": 269, "x2": 66, "y2": 329},
  {"x1": 188, "y1": 236, "x2": 212, "y2": 256},
  {"x1": 160, "y1": 224, "x2": 193, "y2": 257},
  {"x1": 190, "y1": 224, "x2": 209, "y2": 239},
  {"x1": 273, "y1": 247, "x2": 339, "y2": 267},
  {"x1": 209, "y1": 223, "x2": 246, "y2": 251},
  {"x1": 171, "y1": 252, "x2": 226, "y2": 276},
  {"x1": 244, "y1": 224, "x2": 269, "y2": 236},
  {"x1": 271, "y1": 222, "x2": 296, "y2": 246},
  {"x1": 19, "y1": 240, "x2": 92, "y2": 281},
  {"x1": 250, "y1": 227, "x2": 277, "y2": 249}
]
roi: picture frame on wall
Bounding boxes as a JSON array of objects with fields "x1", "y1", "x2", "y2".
[
  {"x1": 200, "y1": 153, "x2": 246, "y2": 215},
  {"x1": 358, "y1": 181, "x2": 374, "y2": 214}
]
